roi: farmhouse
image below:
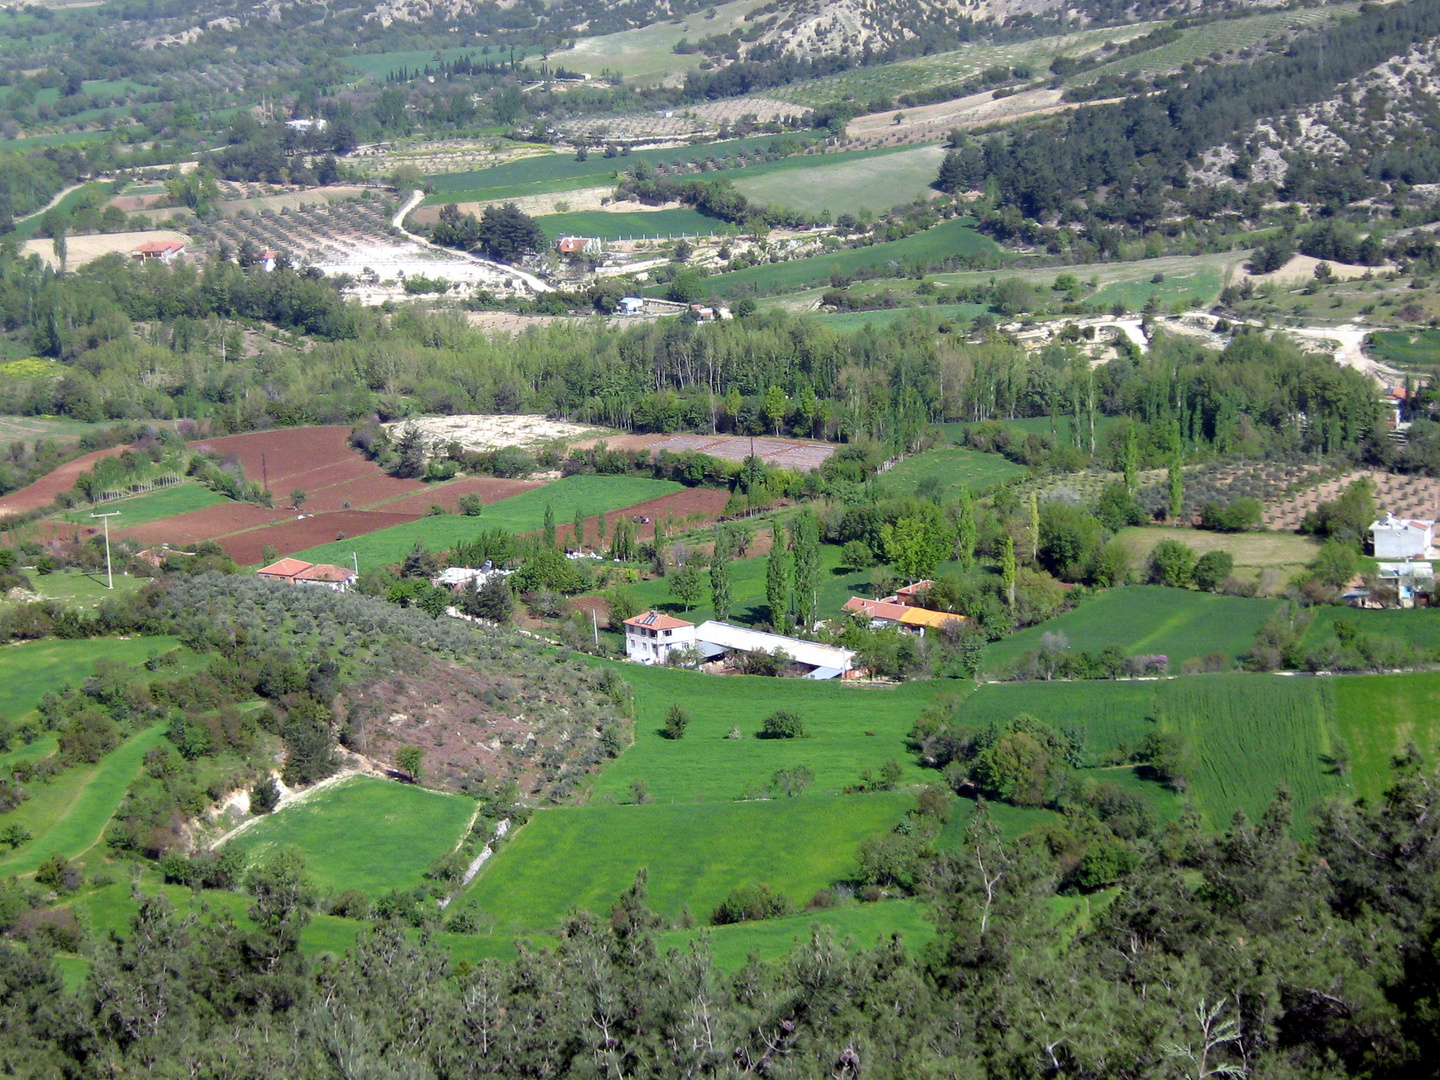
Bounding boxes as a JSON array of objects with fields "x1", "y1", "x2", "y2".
[
  {"x1": 431, "y1": 564, "x2": 513, "y2": 591},
  {"x1": 623, "y1": 611, "x2": 697, "y2": 665},
  {"x1": 617, "y1": 296, "x2": 645, "y2": 316},
  {"x1": 557, "y1": 236, "x2": 603, "y2": 257},
  {"x1": 842, "y1": 596, "x2": 909, "y2": 628},
  {"x1": 844, "y1": 580, "x2": 967, "y2": 636},
  {"x1": 257, "y1": 557, "x2": 356, "y2": 592},
  {"x1": 130, "y1": 239, "x2": 186, "y2": 264},
  {"x1": 1378, "y1": 561, "x2": 1434, "y2": 606},
  {"x1": 1370, "y1": 513, "x2": 1435, "y2": 559}
]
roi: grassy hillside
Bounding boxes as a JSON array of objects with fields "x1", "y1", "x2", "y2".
[
  {"x1": 982, "y1": 587, "x2": 1280, "y2": 674},
  {"x1": 728, "y1": 145, "x2": 947, "y2": 217},
  {"x1": 593, "y1": 663, "x2": 947, "y2": 803},
  {"x1": 460, "y1": 792, "x2": 913, "y2": 934},
  {"x1": 293, "y1": 475, "x2": 681, "y2": 569},
  {"x1": 0, "y1": 635, "x2": 183, "y2": 719},
  {"x1": 955, "y1": 680, "x2": 1156, "y2": 763},
  {"x1": 878, "y1": 444, "x2": 1026, "y2": 501},
  {"x1": 535, "y1": 207, "x2": 722, "y2": 240},
  {"x1": 226, "y1": 776, "x2": 476, "y2": 895}
]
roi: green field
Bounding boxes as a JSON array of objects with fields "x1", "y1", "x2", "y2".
[
  {"x1": 593, "y1": 663, "x2": 946, "y2": 803},
  {"x1": 292, "y1": 475, "x2": 681, "y2": 570},
  {"x1": 729, "y1": 145, "x2": 947, "y2": 217},
  {"x1": 535, "y1": 207, "x2": 724, "y2": 240},
  {"x1": 811, "y1": 302, "x2": 990, "y2": 331},
  {"x1": 1300, "y1": 606, "x2": 1440, "y2": 654},
  {"x1": 1155, "y1": 674, "x2": 1342, "y2": 828},
  {"x1": 54, "y1": 482, "x2": 229, "y2": 529},
  {"x1": 0, "y1": 723, "x2": 168, "y2": 876},
  {"x1": 0, "y1": 635, "x2": 183, "y2": 719},
  {"x1": 10, "y1": 569, "x2": 147, "y2": 611},
  {"x1": 693, "y1": 218, "x2": 1001, "y2": 298},
  {"x1": 956, "y1": 680, "x2": 1156, "y2": 763},
  {"x1": 1089, "y1": 266, "x2": 1225, "y2": 311},
  {"x1": 425, "y1": 136, "x2": 795, "y2": 204},
  {"x1": 543, "y1": 0, "x2": 771, "y2": 82},
  {"x1": 1332, "y1": 672, "x2": 1440, "y2": 804},
  {"x1": 461, "y1": 792, "x2": 913, "y2": 934},
  {"x1": 0, "y1": 415, "x2": 107, "y2": 446},
  {"x1": 982, "y1": 586, "x2": 1280, "y2": 675},
  {"x1": 226, "y1": 776, "x2": 476, "y2": 895},
  {"x1": 879, "y1": 445, "x2": 1026, "y2": 501},
  {"x1": 1366, "y1": 329, "x2": 1440, "y2": 371},
  {"x1": 937, "y1": 415, "x2": 1126, "y2": 447},
  {"x1": 1116, "y1": 526, "x2": 1319, "y2": 591},
  {"x1": 345, "y1": 46, "x2": 537, "y2": 82}
]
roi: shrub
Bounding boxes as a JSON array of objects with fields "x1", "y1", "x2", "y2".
[
  {"x1": 1199, "y1": 498, "x2": 1263, "y2": 532},
  {"x1": 758, "y1": 709, "x2": 805, "y2": 739},
  {"x1": 250, "y1": 774, "x2": 281, "y2": 814},
  {"x1": 712, "y1": 882, "x2": 793, "y2": 924},
  {"x1": 662, "y1": 703, "x2": 690, "y2": 740}
]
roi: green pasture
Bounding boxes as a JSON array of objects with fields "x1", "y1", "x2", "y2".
[
  {"x1": 1116, "y1": 526, "x2": 1319, "y2": 591},
  {"x1": 462, "y1": 792, "x2": 913, "y2": 934},
  {"x1": 594, "y1": 663, "x2": 945, "y2": 803},
  {"x1": 13, "y1": 569, "x2": 146, "y2": 611},
  {"x1": 0, "y1": 735, "x2": 57, "y2": 770},
  {"x1": 54, "y1": 482, "x2": 229, "y2": 529},
  {"x1": 292, "y1": 475, "x2": 681, "y2": 570},
  {"x1": 1089, "y1": 265, "x2": 1225, "y2": 311},
  {"x1": 0, "y1": 723, "x2": 167, "y2": 877},
  {"x1": 692, "y1": 219, "x2": 1001, "y2": 298},
  {"x1": 1300, "y1": 606, "x2": 1440, "y2": 655},
  {"x1": 878, "y1": 445, "x2": 1026, "y2": 501},
  {"x1": 611, "y1": 539, "x2": 871, "y2": 628},
  {"x1": 728, "y1": 145, "x2": 946, "y2": 218},
  {"x1": 937, "y1": 415, "x2": 1126, "y2": 447},
  {"x1": 811, "y1": 302, "x2": 990, "y2": 332},
  {"x1": 424, "y1": 136, "x2": 793, "y2": 204},
  {"x1": 0, "y1": 130, "x2": 106, "y2": 154},
  {"x1": 225, "y1": 776, "x2": 476, "y2": 895},
  {"x1": 982, "y1": 586, "x2": 1280, "y2": 675},
  {"x1": 659, "y1": 899, "x2": 935, "y2": 969},
  {"x1": 956, "y1": 680, "x2": 1156, "y2": 763},
  {"x1": 0, "y1": 635, "x2": 183, "y2": 719},
  {"x1": 934, "y1": 795, "x2": 1058, "y2": 851},
  {"x1": 535, "y1": 208, "x2": 723, "y2": 240},
  {"x1": 1367, "y1": 329, "x2": 1440, "y2": 370},
  {"x1": 1156, "y1": 674, "x2": 1341, "y2": 829},
  {"x1": 1332, "y1": 672, "x2": 1440, "y2": 804},
  {"x1": 12, "y1": 181, "x2": 108, "y2": 240},
  {"x1": 0, "y1": 415, "x2": 107, "y2": 446}
]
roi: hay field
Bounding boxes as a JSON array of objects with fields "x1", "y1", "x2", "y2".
[{"x1": 20, "y1": 229, "x2": 190, "y2": 270}]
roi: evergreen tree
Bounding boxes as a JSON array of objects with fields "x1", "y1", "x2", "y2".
[
  {"x1": 1123, "y1": 423, "x2": 1139, "y2": 494},
  {"x1": 572, "y1": 507, "x2": 585, "y2": 550},
  {"x1": 954, "y1": 487, "x2": 977, "y2": 570},
  {"x1": 790, "y1": 509, "x2": 820, "y2": 628},
  {"x1": 710, "y1": 548, "x2": 732, "y2": 623},
  {"x1": 543, "y1": 503, "x2": 556, "y2": 548},
  {"x1": 1168, "y1": 450, "x2": 1184, "y2": 522}
]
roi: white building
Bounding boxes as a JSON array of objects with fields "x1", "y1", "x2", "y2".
[
  {"x1": 1371, "y1": 513, "x2": 1435, "y2": 560},
  {"x1": 693, "y1": 621, "x2": 856, "y2": 679},
  {"x1": 432, "y1": 565, "x2": 512, "y2": 590},
  {"x1": 623, "y1": 611, "x2": 698, "y2": 664},
  {"x1": 617, "y1": 296, "x2": 645, "y2": 315}
]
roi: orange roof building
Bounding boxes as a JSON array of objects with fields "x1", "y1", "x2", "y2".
[
  {"x1": 294, "y1": 563, "x2": 356, "y2": 591},
  {"x1": 257, "y1": 557, "x2": 313, "y2": 582},
  {"x1": 622, "y1": 610, "x2": 697, "y2": 664}
]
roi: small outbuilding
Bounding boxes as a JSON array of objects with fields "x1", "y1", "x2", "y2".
[{"x1": 617, "y1": 296, "x2": 645, "y2": 316}]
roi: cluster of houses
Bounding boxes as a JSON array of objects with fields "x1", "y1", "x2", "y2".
[
  {"x1": 1360, "y1": 513, "x2": 1437, "y2": 608},
  {"x1": 622, "y1": 578, "x2": 967, "y2": 679},
  {"x1": 257, "y1": 557, "x2": 358, "y2": 592}
]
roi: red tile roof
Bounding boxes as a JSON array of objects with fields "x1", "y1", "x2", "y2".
[
  {"x1": 623, "y1": 610, "x2": 694, "y2": 631},
  {"x1": 294, "y1": 563, "x2": 352, "y2": 582},
  {"x1": 843, "y1": 597, "x2": 909, "y2": 621},
  {"x1": 257, "y1": 557, "x2": 312, "y2": 578},
  {"x1": 131, "y1": 240, "x2": 185, "y2": 255}
]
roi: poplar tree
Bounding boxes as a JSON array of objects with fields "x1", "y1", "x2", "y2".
[
  {"x1": 543, "y1": 503, "x2": 556, "y2": 548},
  {"x1": 1168, "y1": 451, "x2": 1184, "y2": 522},
  {"x1": 1123, "y1": 424, "x2": 1139, "y2": 494},
  {"x1": 711, "y1": 527, "x2": 733, "y2": 623},
  {"x1": 790, "y1": 509, "x2": 820, "y2": 629},
  {"x1": 954, "y1": 487, "x2": 977, "y2": 570},
  {"x1": 766, "y1": 539, "x2": 791, "y2": 631},
  {"x1": 1001, "y1": 534, "x2": 1017, "y2": 609}
]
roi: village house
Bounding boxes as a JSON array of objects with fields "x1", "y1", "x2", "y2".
[
  {"x1": 622, "y1": 611, "x2": 697, "y2": 665},
  {"x1": 1371, "y1": 513, "x2": 1436, "y2": 560},
  {"x1": 843, "y1": 580, "x2": 967, "y2": 637},
  {"x1": 622, "y1": 611, "x2": 857, "y2": 679},
  {"x1": 557, "y1": 236, "x2": 603, "y2": 257},
  {"x1": 257, "y1": 557, "x2": 356, "y2": 592},
  {"x1": 130, "y1": 240, "x2": 186, "y2": 264},
  {"x1": 617, "y1": 296, "x2": 645, "y2": 316}
]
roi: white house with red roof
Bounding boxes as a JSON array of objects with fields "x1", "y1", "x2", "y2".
[
  {"x1": 130, "y1": 239, "x2": 186, "y2": 264},
  {"x1": 622, "y1": 610, "x2": 697, "y2": 664},
  {"x1": 1371, "y1": 513, "x2": 1436, "y2": 560},
  {"x1": 258, "y1": 557, "x2": 356, "y2": 592}
]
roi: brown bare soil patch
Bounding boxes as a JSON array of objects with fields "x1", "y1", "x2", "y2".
[
  {"x1": 1264, "y1": 469, "x2": 1440, "y2": 531},
  {"x1": 0, "y1": 446, "x2": 135, "y2": 517},
  {"x1": 116, "y1": 503, "x2": 289, "y2": 548},
  {"x1": 547, "y1": 485, "x2": 732, "y2": 548}
]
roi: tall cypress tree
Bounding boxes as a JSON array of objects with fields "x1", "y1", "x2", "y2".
[
  {"x1": 710, "y1": 551, "x2": 732, "y2": 624},
  {"x1": 954, "y1": 487, "x2": 977, "y2": 570},
  {"x1": 790, "y1": 509, "x2": 820, "y2": 629},
  {"x1": 1001, "y1": 534, "x2": 1016, "y2": 609},
  {"x1": 765, "y1": 537, "x2": 792, "y2": 632},
  {"x1": 543, "y1": 503, "x2": 556, "y2": 548}
]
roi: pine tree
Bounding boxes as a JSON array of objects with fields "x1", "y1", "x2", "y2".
[{"x1": 766, "y1": 541, "x2": 791, "y2": 632}]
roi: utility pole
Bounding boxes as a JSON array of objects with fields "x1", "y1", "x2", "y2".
[{"x1": 90, "y1": 511, "x2": 121, "y2": 589}]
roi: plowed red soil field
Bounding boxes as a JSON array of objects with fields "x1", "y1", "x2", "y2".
[
  {"x1": 0, "y1": 447, "x2": 131, "y2": 518},
  {"x1": 116, "y1": 503, "x2": 288, "y2": 548}
]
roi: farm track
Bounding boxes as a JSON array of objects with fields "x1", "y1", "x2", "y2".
[{"x1": 393, "y1": 189, "x2": 553, "y2": 294}]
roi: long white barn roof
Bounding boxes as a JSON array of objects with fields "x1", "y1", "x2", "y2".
[{"x1": 694, "y1": 621, "x2": 855, "y2": 671}]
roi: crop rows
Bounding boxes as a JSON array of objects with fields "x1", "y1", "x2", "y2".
[
  {"x1": 191, "y1": 197, "x2": 399, "y2": 268},
  {"x1": 1263, "y1": 469, "x2": 1440, "y2": 531}
]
